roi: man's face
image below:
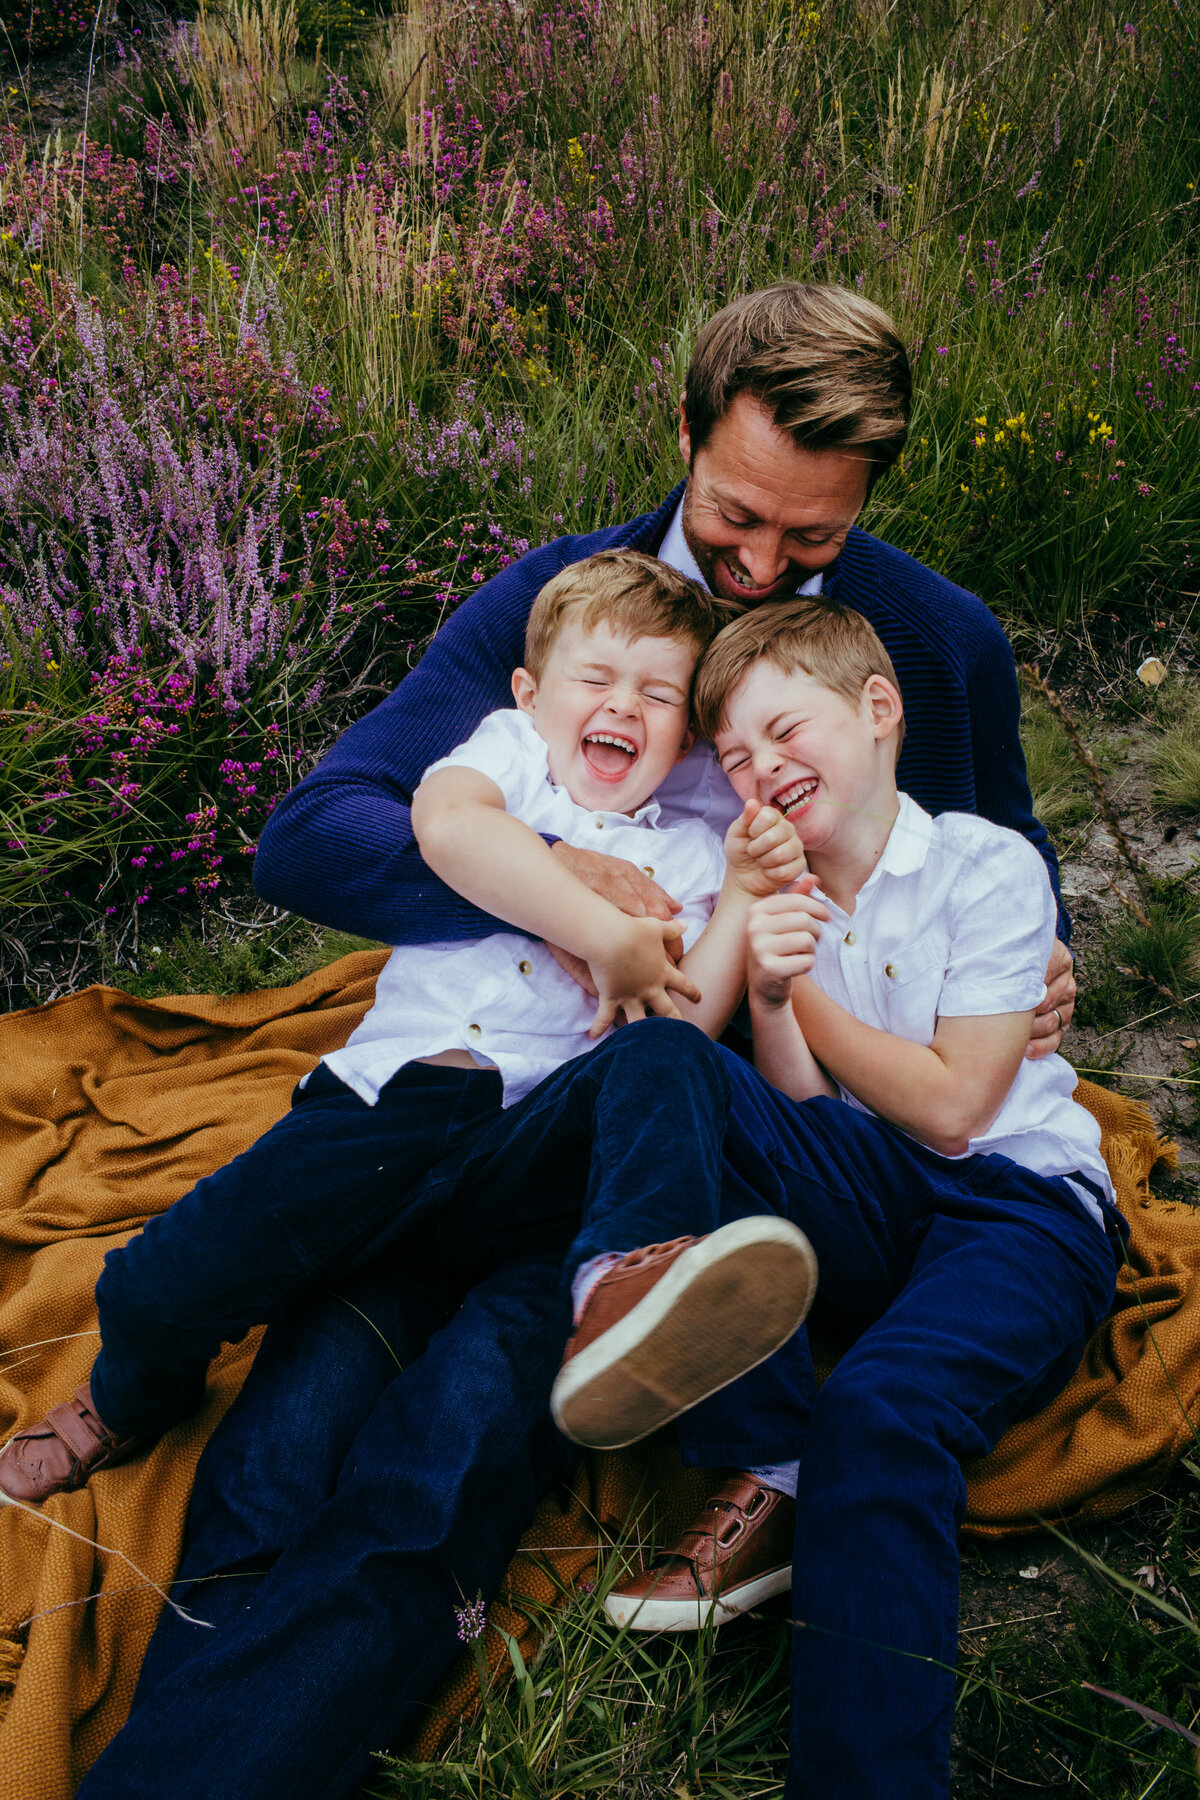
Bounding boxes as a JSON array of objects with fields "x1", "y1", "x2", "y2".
[{"x1": 678, "y1": 392, "x2": 872, "y2": 607}]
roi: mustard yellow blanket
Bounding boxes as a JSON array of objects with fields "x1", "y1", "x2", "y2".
[{"x1": 0, "y1": 955, "x2": 1195, "y2": 1793}]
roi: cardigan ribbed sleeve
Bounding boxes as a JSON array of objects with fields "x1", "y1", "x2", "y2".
[
  {"x1": 252, "y1": 500, "x2": 674, "y2": 944},
  {"x1": 255, "y1": 495, "x2": 1069, "y2": 948}
]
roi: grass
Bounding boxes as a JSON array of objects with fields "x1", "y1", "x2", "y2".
[
  {"x1": 2, "y1": 0, "x2": 1200, "y2": 920},
  {"x1": 1067, "y1": 678, "x2": 1200, "y2": 1039},
  {"x1": 98, "y1": 915, "x2": 381, "y2": 1000},
  {"x1": 1069, "y1": 869, "x2": 1200, "y2": 1038},
  {"x1": 1020, "y1": 682, "x2": 1102, "y2": 850},
  {"x1": 953, "y1": 1475, "x2": 1200, "y2": 1797},
  {"x1": 1152, "y1": 698, "x2": 1200, "y2": 818},
  {"x1": 375, "y1": 1577, "x2": 791, "y2": 1798},
  {"x1": 361, "y1": 1472, "x2": 1200, "y2": 1799},
  {"x1": 1105, "y1": 878, "x2": 1200, "y2": 1002}
]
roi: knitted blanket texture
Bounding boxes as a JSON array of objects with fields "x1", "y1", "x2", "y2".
[{"x1": 0, "y1": 954, "x2": 1196, "y2": 1795}]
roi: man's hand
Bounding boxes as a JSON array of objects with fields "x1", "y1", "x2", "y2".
[
  {"x1": 746, "y1": 877, "x2": 830, "y2": 1008},
  {"x1": 586, "y1": 916, "x2": 702, "y2": 1037},
  {"x1": 1026, "y1": 939, "x2": 1076, "y2": 1060},
  {"x1": 545, "y1": 842, "x2": 682, "y2": 995},
  {"x1": 724, "y1": 798, "x2": 808, "y2": 898}
]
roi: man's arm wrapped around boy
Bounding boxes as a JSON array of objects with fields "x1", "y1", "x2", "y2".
[{"x1": 252, "y1": 528, "x2": 634, "y2": 944}]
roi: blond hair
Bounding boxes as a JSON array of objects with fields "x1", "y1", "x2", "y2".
[
  {"x1": 524, "y1": 550, "x2": 732, "y2": 679},
  {"x1": 691, "y1": 598, "x2": 904, "y2": 748},
  {"x1": 684, "y1": 284, "x2": 911, "y2": 484}
]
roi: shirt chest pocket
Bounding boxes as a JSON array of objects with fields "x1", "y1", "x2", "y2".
[{"x1": 877, "y1": 928, "x2": 950, "y2": 1044}]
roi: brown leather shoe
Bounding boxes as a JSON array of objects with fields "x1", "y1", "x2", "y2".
[
  {"x1": 0, "y1": 1380, "x2": 141, "y2": 1503},
  {"x1": 550, "y1": 1215, "x2": 817, "y2": 1449},
  {"x1": 604, "y1": 1473, "x2": 795, "y2": 1631}
]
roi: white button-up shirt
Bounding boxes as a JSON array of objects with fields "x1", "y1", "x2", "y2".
[
  {"x1": 322, "y1": 709, "x2": 727, "y2": 1108},
  {"x1": 809, "y1": 794, "x2": 1112, "y2": 1219},
  {"x1": 651, "y1": 498, "x2": 824, "y2": 838}
]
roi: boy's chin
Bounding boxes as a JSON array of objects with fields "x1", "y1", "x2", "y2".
[
  {"x1": 575, "y1": 775, "x2": 647, "y2": 813},
  {"x1": 578, "y1": 762, "x2": 672, "y2": 813}
]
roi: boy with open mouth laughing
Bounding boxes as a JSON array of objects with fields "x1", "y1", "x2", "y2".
[
  {"x1": 598, "y1": 596, "x2": 1126, "y2": 1800},
  {"x1": 0, "y1": 550, "x2": 818, "y2": 1505}
]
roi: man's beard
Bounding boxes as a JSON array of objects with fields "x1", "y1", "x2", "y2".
[{"x1": 678, "y1": 479, "x2": 805, "y2": 608}]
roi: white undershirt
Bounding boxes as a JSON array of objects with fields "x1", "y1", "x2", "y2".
[{"x1": 651, "y1": 498, "x2": 823, "y2": 836}]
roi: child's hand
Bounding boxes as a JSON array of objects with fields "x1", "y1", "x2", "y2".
[
  {"x1": 747, "y1": 876, "x2": 830, "y2": 1008},
  {"x1": 586, "y1": 916, "x2": 701, "y2": 1037},
  {"x1": 724, "y1": 797, "x2": 808, "y2": 898}
]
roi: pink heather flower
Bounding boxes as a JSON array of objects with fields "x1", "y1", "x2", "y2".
[{"x1": 454, "y1": 1596, "x2": 487, "y2": 1643}]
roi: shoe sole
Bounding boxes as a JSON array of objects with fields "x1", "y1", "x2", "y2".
[
  {"x1": 550, "y1": 1216, "x2": 818, "y2": 1449},
  {"x1": 603, "y1": 1561, "x2": 793, "y2": 1632}
]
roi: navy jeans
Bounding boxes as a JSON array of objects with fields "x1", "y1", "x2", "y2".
[
  {"x1": 81, "y1": 1021, "x2": 1120, "y2": 1800},
  {"x1": 79, "y1": 1023, "x2": 749, "y2": 1800},
  {"x1": 78, "y1": 1253, "x2": 575, "y2": 1800},
  {"x1": 707, "y1": 1050, "x2": 1122, "y2": 1800},
  {"x1": 89, "y1": 1023, "x2": 732, "y2": 1441}
]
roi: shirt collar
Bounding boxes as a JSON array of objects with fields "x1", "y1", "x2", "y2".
[
  {"x1": 874, "y1": 792, "x2": 936, "y2": 879},
  {"x1": 852, "y1": 792, "x2": 935, "y2": 905},
  {"x1": 815, "y1": 792, "x2": 934, "y2": 917},
  {"x1": 658, "y1": 498, "x2": 710, "y2": 589},
  {"x1": 554, "y1": 784, "x2": 663, "y2": 828},
  {"x1": 657, "y1": 496, "x2": 825, "y2": 600}
]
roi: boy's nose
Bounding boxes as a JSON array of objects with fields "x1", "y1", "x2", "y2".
[
  {"x1": 753, "y1": 745, "x2": 785, "y2": 780},
  {"x1": 605, "y1": 688, "x2": 640, "y2": 717}
]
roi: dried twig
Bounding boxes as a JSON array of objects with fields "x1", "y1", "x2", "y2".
[{"x1": 0, "y1": 1488, "x2": 213, "y2": 1629}]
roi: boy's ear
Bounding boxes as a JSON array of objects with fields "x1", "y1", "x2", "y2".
[
  {"x1": 674, "y1": 726, "x2": 695, "y2": 764},
  {"x1": 864, "y1": 675, "x2": 903, "y2": 741},
  {"x1": 511, "y1": 667, "x2": 537, "y2": 717}
]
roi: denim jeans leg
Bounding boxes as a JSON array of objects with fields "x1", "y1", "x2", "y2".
[
  {"x1": 615, "y1": 1057, "x2": 1118, "y2": 1798},
  {"x1": 77, "y1": 1257, "x2": 575, "y2": 1800},
  {"x1": 131, "y1": 1254, "x2": 461, "y2": 1697},
  {"x1": 783, "y1": 1191, "x2": 1116, "y2": 1800},
  {"x1": 414, "y1": 1018, "x2": 736, "y2": 1282},
  {"x1": 678, "y1": 1067, "x2": 910, "y2": 1470},
  {"x1": 90, "y1": 1063, "x2": 502, "y2": 1438}
]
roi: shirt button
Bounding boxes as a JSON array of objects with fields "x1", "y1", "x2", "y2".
[
  {"x1": 642, "y1": 865, "x2": 654, "y2": 877},
  {"x1": 884, "y1": 962, "x2": 897, "y2": 979},
  {"x1": 518, "y1": 960, "x2": 532, "y2": 975},
  {"x1": 594, "y1": 815, "x2": 605, "y2": 828},
  {"x1": 844, "y1": 930, "x2": 856, "y2": 946},
  {"x1": 467, "y1": 1023, "x2": 482, "y2": 1039}
]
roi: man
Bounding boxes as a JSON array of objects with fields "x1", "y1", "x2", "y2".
[
  {"x1": 77, "y1": 283, "x2": 1075, "y2": 1799},
  {"x1": 251, "y1": 284, "x2": 1075, "y2": 1029}
]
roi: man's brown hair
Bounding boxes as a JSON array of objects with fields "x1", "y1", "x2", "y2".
[
  {"x1": 691, "y1": 597, "x2": 905, "y2": 748},
  {"x1": 524, "y1": 550, "x2": 733, "y2": 679},
  {"x1": 683, "y1": 283, "x2": 911, "y2": 482}
]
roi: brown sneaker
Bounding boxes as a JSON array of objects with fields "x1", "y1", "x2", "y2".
[
  {"x1": 550, "y1": 1215, "x2": 817, "y2": 1450},
  {"x1": 0, "y1": 1380, "x2": 142, "y2": 1503},
  {"x1": 604, "y1": 1473, "x2": 795, "y2": 1632}
]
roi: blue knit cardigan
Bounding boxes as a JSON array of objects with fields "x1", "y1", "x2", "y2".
[{"x1": 255, "y1": 485, "x2": 1067, "y2": 945}]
